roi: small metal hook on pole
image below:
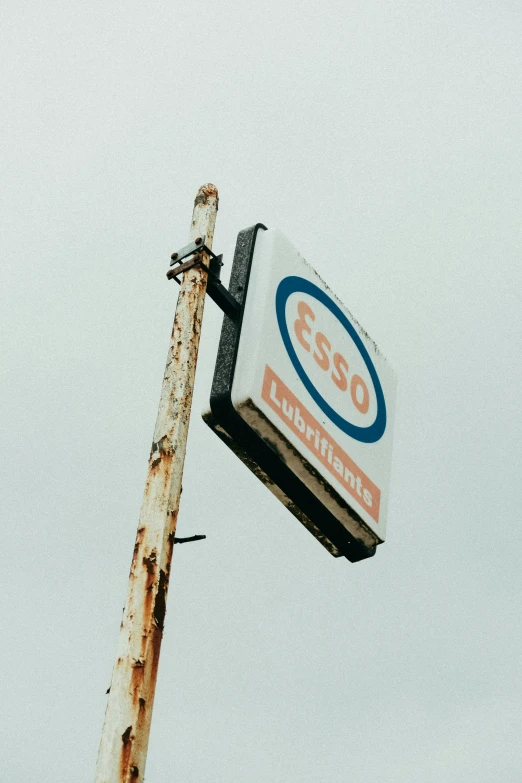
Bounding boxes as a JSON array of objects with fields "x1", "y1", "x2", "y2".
[{"x1": 173, "y1": 535, "x2": 206, "y2": 544}]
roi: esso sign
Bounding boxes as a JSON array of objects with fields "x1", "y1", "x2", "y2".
[
  {"x1": 276, "y1": 276, "x2": 387, "y2": 443},
  {"x1": 207, "y1": 225, "x2": 397, "y2": 560}
]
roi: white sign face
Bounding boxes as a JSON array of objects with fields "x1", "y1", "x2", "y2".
[{"x1": 230, "y1": 228, "x2": 397, "y2": 550}]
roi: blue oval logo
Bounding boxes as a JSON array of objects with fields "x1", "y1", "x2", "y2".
[{"x1": 275, "y1": 276, "x2": 386, "y2": 443}]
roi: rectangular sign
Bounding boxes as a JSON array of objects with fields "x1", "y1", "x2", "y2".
[{"x1": 204, "y1": 225, "x2": 397, "y2": 562}]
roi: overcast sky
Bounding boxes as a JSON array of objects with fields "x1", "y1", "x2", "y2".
[{"x1": 2, "y1": 1, "x2": 521, "y2": 781}]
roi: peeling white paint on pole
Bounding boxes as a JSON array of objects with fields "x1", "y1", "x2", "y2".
[{"x1": 94, "y1": 184, "x2": 218, "y2": 783}]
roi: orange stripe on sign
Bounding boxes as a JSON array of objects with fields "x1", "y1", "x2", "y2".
[{"x1": 261, "y1": 365, "x2": 381, "y2": 523}]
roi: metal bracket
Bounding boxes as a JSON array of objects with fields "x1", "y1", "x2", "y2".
[
  {"x1": 169, "y1": 234, "x2": 214, "y2": 266},
  {"x1": 166, "y1": 237, "x2": 241, "y2": 320}
]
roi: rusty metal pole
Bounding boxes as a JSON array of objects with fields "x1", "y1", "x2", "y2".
[{"x1": 95, "y1": 184, "x2": 219, "y2": 783}]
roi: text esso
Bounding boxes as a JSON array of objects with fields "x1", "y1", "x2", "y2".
[
  {"x1": 293, "y1": 300, "x2": 370, "y2": 414},
  {"x1": 275, "y1": 276, "x2": 387, "y2": 443}
]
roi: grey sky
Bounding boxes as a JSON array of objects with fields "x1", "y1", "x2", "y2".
[{"x1": 1, "y1": 1, "x2": 521, "y2": 781}]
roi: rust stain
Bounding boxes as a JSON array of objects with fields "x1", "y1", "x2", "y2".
[
  {"x1": 142, "y1": 587, "x2": 154, "y2": 644},
  {"x1": 166, "y1": 523, "x2": 177, "y2": 572},
  {"x1": 120, "y1": 725, "x2": 133, "y2": 781},
  {"x1": 153, "y1": 569, "x2": 167, "y2": 631},
  {"x1": 156, "y1": 435, "x2": 172, "y2": 455},
  {"x1": 131, "y1": 528, "x2": 145, "y2": 569},
  {"x1": 147, "y1": 435, "x2": 173, "y2": 475},
  {"x1": 194, "y1": 182, "x2": 218, "y2": 205},
  {"x1": 142, "y1": 550, "x2": 157, "y2": 575},
  {"x1": 130, "y1": 660, "x2": 145, "y2": 710},
  {"x1": 163, "y1": 456, "x2": 173, "y2": 492},
  {"x1": 139, "y1": 633, "x2": 148, "y2": 661}
]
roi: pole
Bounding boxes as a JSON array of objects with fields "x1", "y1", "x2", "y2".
[{"x1": 95, "y1": 184, "x2": 219, "y2": 783}]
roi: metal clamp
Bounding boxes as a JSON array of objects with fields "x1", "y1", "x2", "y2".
[
  {"x1": 169, "y1": 235, "x2": 213, "y2": 266},
  {"x1": 166, "y1": 237, "x2": 241, "y2": 320}
]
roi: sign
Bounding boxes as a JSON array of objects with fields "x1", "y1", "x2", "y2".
[{"x1": 204, "y1": 225, "x2": 397, "y2": 562}]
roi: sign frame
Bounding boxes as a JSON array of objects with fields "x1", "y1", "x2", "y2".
[{"x1": 204, "y1": 224, "x2": 394, "y2": 562}]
